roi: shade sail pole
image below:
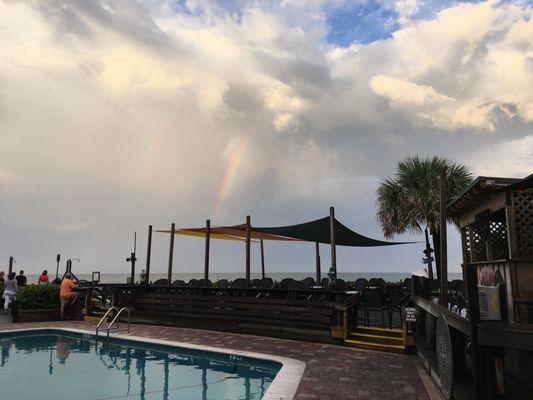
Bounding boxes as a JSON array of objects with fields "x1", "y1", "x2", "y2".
[
  {"x1": 145, "y1": 225, "x2": 152, "y2": 284},
  {"x1": 315, "y1": 242, "x2": 321, "y2": 285},
  {"x1": 439, "y1": 169, "x2": 448, "y2": 307},
  {"x1": 204, "y1": 219, "x2": 210, "y2": 287},
  {"x1": 167, "y1": 222, "x2": 175, "y2": 285},
  {"x1": 245, "y1": 215, "x2": 251, "y2": 288},
  {"x1": 260, "y1": 239, "x2": 265, "y2": 279},
  {"x1": 329, "y1": 207, "x2": 337, "y2": 282}
]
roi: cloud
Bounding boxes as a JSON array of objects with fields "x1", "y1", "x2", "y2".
[{"x1": 0, "y1": 0, "x2": 531, "y2": 273}]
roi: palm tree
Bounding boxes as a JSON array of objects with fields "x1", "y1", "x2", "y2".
[{"x1": 377, "y1": 156, "x2": 472, "y2": 279}]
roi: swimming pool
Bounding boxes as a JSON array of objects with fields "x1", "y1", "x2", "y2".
[{"x1": 0, "y1": 329, "x2": 303, "y2": 399}]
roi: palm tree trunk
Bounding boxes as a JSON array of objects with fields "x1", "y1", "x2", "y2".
[
  {"x1": 432, "y1": 229, "x2": 441, "y2": 281},
  {"x1": 424, "y1": 228, "x2": 434, "y2": 280}
]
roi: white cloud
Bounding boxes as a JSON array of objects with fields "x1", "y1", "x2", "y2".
[{"x1": 0, "y1": 0, "x2": 531, "y2": 272}]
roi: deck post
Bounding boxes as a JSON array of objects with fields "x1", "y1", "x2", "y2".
[
  {"x1": 315, "y1": 242, "x2": 321, "y2": 285},
  {"x1": 260, "y1": 239, "x2": 265, "y2": 279},
  {"x1": 167, "y1": 223, "x2": 175, "y2": 285},
  {"x1": 439, "y1": 169, "x2": 448, "y2": 307},
  {"x1": 245, "y1": 215, "x2": 251, "y2": 288},
  {"x1": 204, "y1": 219, "x2": 210, "y2": 286},
  {"x1": 8, "y1": 256, "x2": 13, "y2": 275},
  {"x1": 329, "y1": 207, "x2": 337, "y2": 282},
  {"x1": 145, "y1": 225, "x2": 152, "y2": 284}
]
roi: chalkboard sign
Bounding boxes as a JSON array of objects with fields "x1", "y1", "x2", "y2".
[{"x1": 405, "y1": 307, "x2": 416, "y2": 322}]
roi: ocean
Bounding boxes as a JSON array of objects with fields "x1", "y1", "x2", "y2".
[{"x1": 22, "y1": 271, "x2": 463, "y2": 284}]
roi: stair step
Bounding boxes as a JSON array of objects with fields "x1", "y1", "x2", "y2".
[
  {"x1": 350, "y1": 332, "x2": 403, "y2": 341},
  {"x1": 353, "y1": 326, "x2": 403, "y2": 337},
  {"x1": 345, "y1": 339, "x2": 406, "y2": 353}
]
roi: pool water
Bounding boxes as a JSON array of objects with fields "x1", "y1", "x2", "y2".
[{"x1": 0, "y1": 330, "x2": 280, "y2": 400}]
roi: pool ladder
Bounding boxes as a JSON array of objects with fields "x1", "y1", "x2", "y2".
[{"x1": 95, "y1": 307, "x2": 131, "y2": 338}]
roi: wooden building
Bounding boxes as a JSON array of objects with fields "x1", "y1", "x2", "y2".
[{"x1": 447, "y1": 175, "x2": 533, "y2": 399}]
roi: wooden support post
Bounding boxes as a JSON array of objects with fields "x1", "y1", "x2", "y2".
[
  {"x1": 245, "y1": 215, "x2": 251, "y2": 288},
  {"x1": 329, "y1": 207, "x2": 337, "y2": 282},
  {"x1": 260, "y1": 239, "x2": 265, "y2": 279},
  {"x1": 145, "y1": 225, "x2": 152, "y2": 285},
  {"x1": 8, "y1": 256, "x2": 13, "y2": 275},
  {"x1": 315, "y1": 242, "x2": 321, "y2": 285},
  {"x1": 204, "y1": 219, "x2": 210, "y2": 286},
  {"x1": 465, "y1": 263, "x2": 487, "y2": 399},
  {"x1": 439, "y1": 169, "x2": 449, "y2": 307},
  {"x1": 167, "y1": 223, "x2": 175, "y2": 285}
]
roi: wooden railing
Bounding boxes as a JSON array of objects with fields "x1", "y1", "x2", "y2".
[{"x1": 108, "y1": 285, "x2": 359, "y2": 344}]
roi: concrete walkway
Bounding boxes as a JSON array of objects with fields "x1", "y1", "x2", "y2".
[{"x1": 0, "y1": 320, "x2": 438, "y2": 399}]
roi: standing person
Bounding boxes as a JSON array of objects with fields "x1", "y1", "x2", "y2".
[
  {"x1": 60, "y1": 273, "x2": 79, "y2": 319},
  {"x1": 38, "y1": 270, "x2": 49, "y2": 284},
  {"x1": 15, "y1": 270, "x2": 27, "y2": 287},
  {"x1": 0, "y1": 271, "x2": 5, "y2": 283},
  {"x1": 3, "y1": 272, "x2": 18, "y2": 314}
]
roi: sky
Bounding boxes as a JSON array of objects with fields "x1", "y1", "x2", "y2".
[{"x1": 0, "y1": 0, "x2": 532, "y2": 276}]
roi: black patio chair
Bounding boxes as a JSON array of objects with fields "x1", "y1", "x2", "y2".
[
  {"x1": 303, "y1": 277, "x2": 315, "y2": 288},
  {"x1": 321, "y1": 278, "x2": 329, "y2": 288},
  {"x1": 402, "y1": 277, "x2": 412, "y2": 292},
  {"x1": 288, "y1": 280, "x2": 306, "y2": 290},
  {"x1": 218, "y1": 279, "x2": 229, "y2": 288},
  {"x1": 231, "y1": 278, "x2": 245, "y2": 288},
  {"x1": 334, "y1": 279, "x2": 348, "y2": 291},
  {"x1": 188, "y1": 279, "x2": 199, "y2": 287},
  {"x1": 261, "y1": 277, "x2": 273, "y2": 289},
  {"x1": 368, "y1": 278, "x2": 384, "y2": 289},
  {"x1": 171, "y1": 279, "x2": 186, "y2": 287},
  {"x1": 251, "y1": 278, "x2": 262, "y2": 288},
  {"x1": 449, "y1": 279, "x2": 465, "y2": 313},
  {"x1": 363, "y1": 288, "x2": 388, "y2": 327},
  {"x1": 152, "y1": 279, "x2": 168, "y2": 285},
  {"x1": 280, "y1": 278, "x2": 295, "y2": 290},
  {"x1": 354, "y1": 278, "x2": 368, "y2": 292},
  {"x1": 198, "y1": 278, "x2": 212, "y2": 287},
  {"x1": 387, "y1": 287, "x2": 406, "y2": 329}
]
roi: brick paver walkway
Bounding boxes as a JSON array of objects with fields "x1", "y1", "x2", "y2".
[{"x1": 0, "y1": 321, "x2": 431, "y2": 399}]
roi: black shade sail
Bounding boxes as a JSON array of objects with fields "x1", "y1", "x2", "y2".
[{"x1": 253, "y1": 217, "x2": 413, "y2": 247}]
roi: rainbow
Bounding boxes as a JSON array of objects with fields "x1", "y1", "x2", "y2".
[{"x1": 214, "y1": 137, "x2": 247, "y2": 216}]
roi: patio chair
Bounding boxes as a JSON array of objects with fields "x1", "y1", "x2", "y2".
[
  {"x1": 230, "y1": 278, "x2": 245, "y2": 288},
  {"x1": 280, "y1": 278, "x2": 295, "y2": 289},
  {"x1": 321, "y1": 278, "x2": 329, "y2": 288},
  {"x1": 334, "y1": 279, "x2": 348, "y2": 291},
  {"x1": 218, "y1": 279, "x2": 229, "y2": 288},
  {"x1": 354, "y1": 278, "x2": 368, "y2": 292},
  {"x1": 363, "y1": 288, "x2": 388, "y2": 327},
  {"x1": 260, "y1": 277, "x2": 273, "y2": 289},
  {"x1": 251, "y1": 278, "x2": 262, "y2": 288},
  {"x1": 188, "y1": 279, "x2": 199, "y2": 287},
  {"x1": 152, "y1": 279, "x2": 168, "y2": 285},
  {"x1": 198, "y1": 278, "x2": 212, "y2": 287},
  {"x1": 368, "y1": 278, "x2": 383, "y2": 289},
  {"x1": 387, "y1": 287, "x2": 406, "y2": 329},
  {"x1": 303, "y1": 277, "x2": 315, "y2": 288},
  {"x1": 288, "y1": 280, "x2": 306, "y2": 290},
  {"x1": 171, "y1": 279, "x2": 186, "y2": 287}
]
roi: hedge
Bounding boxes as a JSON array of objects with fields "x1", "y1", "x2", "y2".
[{"x1": 18, "y1": 284, "x2": 60, "y2": 310}]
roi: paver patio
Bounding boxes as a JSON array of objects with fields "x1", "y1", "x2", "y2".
[{"x1": 0, "y1": 321, "x2": 434, "y2": 399}]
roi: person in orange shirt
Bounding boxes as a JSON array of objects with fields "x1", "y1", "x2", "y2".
[{"x1": 60, "y1": 273, "x2": 79, "y2": 319}]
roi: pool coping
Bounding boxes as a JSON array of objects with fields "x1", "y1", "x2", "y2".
[{"x1": 0, "y1": 326, "x2": 306, "y2": 400}]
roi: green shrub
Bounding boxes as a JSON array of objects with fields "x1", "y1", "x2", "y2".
[{"x1": 18, "y1": 284, "x2": 60, "y2": 310}]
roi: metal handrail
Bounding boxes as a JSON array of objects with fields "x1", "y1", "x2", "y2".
[
  {"x1": 106, "y1": 307, "x2": 130, "y2": 337},
  {"x1": 95, "y1": 307, "x2": 117, "y2": 337}
]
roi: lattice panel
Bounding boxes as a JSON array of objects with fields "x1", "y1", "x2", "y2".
[
  {"x1": 463, "y1": 226, "x2": 471, "y2": 263},
  {"x1": 488, "y1": 210, "x2": 509, "y2": 260},
  {"x1": 470, "y1": 214, "x2": 489, "y2": 262},
  {"x1": 513, "y1": 191, "x2": 533, "y2": 258}
]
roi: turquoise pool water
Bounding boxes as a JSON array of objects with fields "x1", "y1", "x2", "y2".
[{"x1": 0, "y1": 330, "x2": 280, "y2": 400}]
